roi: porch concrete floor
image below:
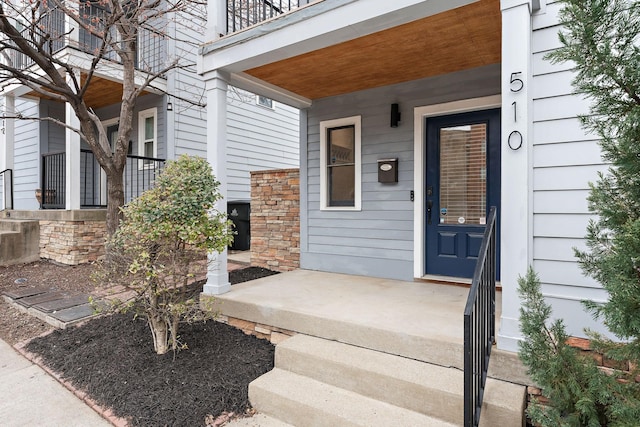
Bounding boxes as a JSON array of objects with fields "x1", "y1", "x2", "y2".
[{"x1": 209, "y1": 269, "x2": 528, "y2": 385}]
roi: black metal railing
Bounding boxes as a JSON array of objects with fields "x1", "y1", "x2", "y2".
[
  {"x1": 123, "y1": 154, "x2": 166, "y2": 203},
  {"x1": 226, "y1": 0, "x2": 313, "y2": 33},
  {"x1": 41, "y1": 151, "x2": 165, "y2": 209},
  {"x1": 463, "y1": 206, "x2": 497, "y2": 427},
  {"x1": 80, "y1": 149, "x2": 103, "y2": 207},
  {"x1": 41, "y1": 152, "x2": 66, "y2": 209},
  {"x1": 0, "y1": 169, "x2": 13, "y2": 210},
  {"x1": 10, "y1": 4, "x2": 164, "y2": 74},
  {"x1": 9, "y1": 6, "x2": 66, "y2": 69}
]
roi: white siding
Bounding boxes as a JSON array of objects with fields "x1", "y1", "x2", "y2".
[
  {"x1": 227, "y1": 89, "x2": 299, "y2": 201},
  {"x1": 13, "y1": 99, "x2": 40, "y2": 210},
  {"x1": 531, "y1": 1, "x2": 609, "y2": 337},
  {"x1": 169, "y1": 14, "x2": 299, "y2": 201}
]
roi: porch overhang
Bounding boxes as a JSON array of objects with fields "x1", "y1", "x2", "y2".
[
  {"x1": 3, "y1": 48, "x2": 165, "y2": 110},
  {"x1": 200, "y1": 0, "x2": 501, "y2": 105}
]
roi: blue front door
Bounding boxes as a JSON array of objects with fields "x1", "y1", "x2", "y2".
[{"x1": 425, "y1": 109, "x2": 500, "y2": 279}]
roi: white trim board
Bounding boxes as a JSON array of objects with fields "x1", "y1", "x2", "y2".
[{"x1": 412, "y1": 95, "x2": 502, "y2": 279}]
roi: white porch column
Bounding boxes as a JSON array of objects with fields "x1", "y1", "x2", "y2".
[
  {"x1": 65, "y1": 75, "x2": 81, "y2": 210},
  {"x1": 498, "y1": 0, "x2": 535, "y2": 352},
  {"x1": 203, "y1": 70, "x2": 231, "y2": 295},
  {"x1": 1, "y1": 95, "x2": 15, "y2": 210},
  {"x1": 206, "y1": 0, "x2": 227, "y2": 40}
]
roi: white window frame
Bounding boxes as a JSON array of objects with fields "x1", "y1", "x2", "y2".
[
  {"x1": 138, "y1": 107, "x2": 157, "y2": 169},
  {"x1": 320, "y1": 115, "x2": 361, "y2": 211},
  {"x1": 102, "y1": 117, "x2": 119, "y2": 150},
  {"x1": 256, "y1": 95, "x2": 275, "y2": 110}
]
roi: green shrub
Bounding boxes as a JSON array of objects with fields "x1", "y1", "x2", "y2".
[{"x1": 97, "y1": 155, "x2": 234, "y2": 354}]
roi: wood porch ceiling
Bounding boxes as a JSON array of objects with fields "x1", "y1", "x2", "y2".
[
  {"x1": 245, "y1": 0, "x2": 501, "y2": 100},
  {"x1": 27, "y1": 75, "x2": 147, "y2": 109}
]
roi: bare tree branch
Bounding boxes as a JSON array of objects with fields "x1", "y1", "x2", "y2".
[{"x1": 0, "y1": 0, "x2": 208, "y2": 236}]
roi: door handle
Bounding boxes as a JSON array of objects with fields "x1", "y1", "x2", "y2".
[{"x1": 427, "y1": 200, "x2": 433, "y2": 225}]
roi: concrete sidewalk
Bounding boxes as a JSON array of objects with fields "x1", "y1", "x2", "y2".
[{"x1": 0, "y1": 339, "x2": 111, "y2": 427}]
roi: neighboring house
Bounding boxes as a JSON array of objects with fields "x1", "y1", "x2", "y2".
[
  {"x1": 200, "y1": 0, "x2": 609, "y2": 353},
  {"x1": 0, "y1": 3, "x2": 299, "y2": 261}
]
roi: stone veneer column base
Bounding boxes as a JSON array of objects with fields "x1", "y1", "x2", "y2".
[
  {"x1": 250, "y1": 168, "x2": 300, "y2": 272},
  {"x1": 217, "y1": 314, "x2": 296, "y2": 345}
]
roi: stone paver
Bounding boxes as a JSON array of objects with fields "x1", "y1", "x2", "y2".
[
  {"x1": 2, "y1": 286, "x2": 49, "y2": 300},
  {"x1": 2, "y1": 260, "x2": 249, "y2": 329},
  {"x1": 49, "y1": 303, "x2": 96, "y2": 323},
  {"x1": 33, "y1": 294, "x2": 90, "y2": 312}
]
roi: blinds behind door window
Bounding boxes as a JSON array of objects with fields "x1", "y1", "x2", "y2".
[{"x1": 439, "y1": 123, "x2": 487, "y2": 225}]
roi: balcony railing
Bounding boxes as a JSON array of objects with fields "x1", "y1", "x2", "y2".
[
  {"x1": 226, "y1": 0, "x2": 313, "y2": 34},
  {"x1": 9, "y1": 4, "x2": 165, "y2": 75},
  {"x1": 463, "y1": 206, "x2": 497, "y2": 427},
  {"x1": 41, "y1": 150, "x2": 165, "y2": 210}
]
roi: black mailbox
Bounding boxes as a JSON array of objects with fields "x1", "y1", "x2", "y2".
[{"x1": 378, "y1": 158, "x2": 398, "y2": 183}]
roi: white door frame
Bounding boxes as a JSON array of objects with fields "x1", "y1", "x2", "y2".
[{"x1": 412, "y1": 95, "x2": 502, "y2": 279}]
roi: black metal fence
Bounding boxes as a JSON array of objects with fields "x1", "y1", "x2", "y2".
[
  {"x1": 226, "y1": 0, "x2": 312, "y2": 33},
  {"x1": 0, "y1": 169, "x2": 13, "y2": 210},
  {"x1": 463, "y1": 206, "x2": 497, "y2": 427},
  {"x1": 41, "y1": 151, "x2": 165, "y2": 209}
]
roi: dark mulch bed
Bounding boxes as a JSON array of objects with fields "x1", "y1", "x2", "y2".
[
  {"x1": 26, "y1": 266, "x2": 279, "y2": 427},
  {"x1": 230, "y1": 266, "x2": 279, "y2": 284}
]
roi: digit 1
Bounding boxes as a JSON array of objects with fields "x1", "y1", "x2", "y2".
[{"x1": 512, "y1": 101, "x2": 517, "y2": 122}]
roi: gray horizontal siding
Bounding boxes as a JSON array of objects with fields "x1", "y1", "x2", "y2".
[
  {"x1": 169, "y1": 15, "x2": 300, "y2": 201},
  {"x1": 13, "y1": 99, "x2": 40, "y2": 210},
  {"x1": 531, "y1": 0, "x2": 610, "y2": 338},
  {"x1": 226, "y1": 88, "x2": 300, "y2": 201},
  {"x1": 303, "y1": 63, "x2": 501, "y2": 281}
]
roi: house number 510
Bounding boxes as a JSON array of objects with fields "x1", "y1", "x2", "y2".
[{"x1": 508, "y1": 72, "x2": 523, "y2": 150}]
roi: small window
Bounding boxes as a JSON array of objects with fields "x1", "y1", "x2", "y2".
[
  {"x1": 138, "y1": 107, "x2": 157, "y2": 167},
  {"x1": 320, "y1": 116, "x2": 361, "y2": 210},
  {"x1": 103, "y1": 118, "x2": 131, "y2": 154},
  {"x1": 256, "y1": 95, "x2": 274, "y2": 109}
]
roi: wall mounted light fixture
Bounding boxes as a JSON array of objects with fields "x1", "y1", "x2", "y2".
[
  {"x1": 390, "y1": 103, "x2": 401, "y2": 128},
  {"x1": 167, "y1": 100, "x2": 173, "y2": 111}
]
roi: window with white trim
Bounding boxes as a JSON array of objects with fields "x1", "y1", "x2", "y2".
[
  {"x1": 138, "y1": 108, "x2": 157, "y2": 167},
  {"x1": 102, "y1": 117, "x2": 132, "y2": 154},
  {"x1": 320, "y1": 116, "x2": 361, "y2": 210},
  {"x1": 256, "y1": 95, "x2": 274, "y2": 109}
]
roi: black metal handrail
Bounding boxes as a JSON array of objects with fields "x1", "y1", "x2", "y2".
[
  {"x1": 464, "y1": 206, "x2": 497, "y2": 427},
  {"x1": 0, "y1": 169, "x2": 13, "y2": 210},
  {"x1": 226, "y1": 0, "x2": 313, "y2": 34}
]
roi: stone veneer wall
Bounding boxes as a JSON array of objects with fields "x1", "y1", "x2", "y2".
[
  {"x1": 3, "y1": 210, "x2": 106, "y2": 265},
  {"x1": 39, "y1": 220, "x2": 106, "y2": 265},
  {"x1": 250, "y1": 168, "x2": 300, "y2": 272}
]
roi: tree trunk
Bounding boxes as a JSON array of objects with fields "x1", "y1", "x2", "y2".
[
  {"x1": 149, "y1": 315, "x2": 169, "y2": 355},
  {"x1": 105, "y1": 166, "x2": 126, "y2": 237}
]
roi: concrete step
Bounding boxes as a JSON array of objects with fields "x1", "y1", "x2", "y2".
[
  {"x1": 225, "y1": 414, "x2": 294, "y2": 427},
  {"x1": 211, "y1": 270, "x2": 530, "y2": 386},
  {"x1": 274, "y1": 334, "x2": 525, "y2": 426},
  {"x1": 249, "y1": 368, "x2": 457, "y2": 427},
  {"x1": 0, "y1": 219, "x2": 39, "y2": 266}
]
